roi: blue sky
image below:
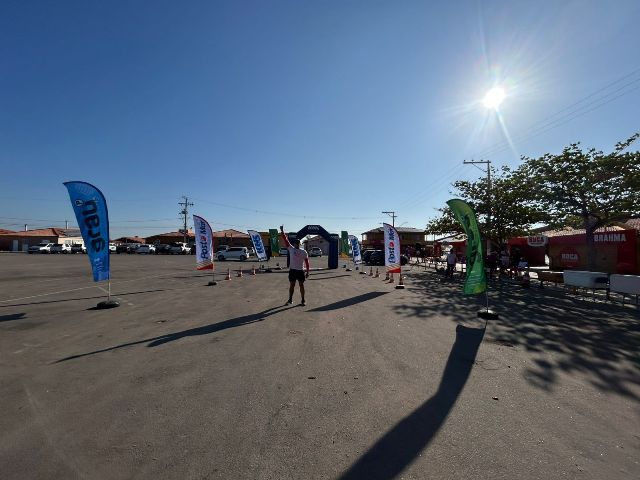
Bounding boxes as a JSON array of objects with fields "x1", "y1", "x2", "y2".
[{"x1": 1, "y1": 0, "x2": 639, "y2": 238}]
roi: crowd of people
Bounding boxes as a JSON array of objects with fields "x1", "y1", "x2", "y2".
[{"x1": 409, "y1": 244, "x2": 533, "y2": 287}]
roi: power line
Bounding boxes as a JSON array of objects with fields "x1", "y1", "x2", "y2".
[
  {"x1": 191, "y1": 197, "x2": 381, "y2": 220},
  {"x1": 474, "y1": 68, "x2": 640, "y2": 159},
  {"x1": 381, "y1": 211, "x2": 397, "y2": 227}
]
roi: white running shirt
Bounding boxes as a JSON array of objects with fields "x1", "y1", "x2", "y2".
[{"x1": 288, "y1": 246, "x2": 308, "y2": 270}]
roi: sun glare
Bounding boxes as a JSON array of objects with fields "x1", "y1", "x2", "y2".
[{"x1": 482, "y1": 87, "x2": 506, "y2": 109}]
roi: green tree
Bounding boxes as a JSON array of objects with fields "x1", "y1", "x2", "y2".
[
  {"x1": 425, "y1": 166, "x2": 543, "y2": 247},
  {"x1": 521, "y1": 133, "x2": 640, "y2": 268}
]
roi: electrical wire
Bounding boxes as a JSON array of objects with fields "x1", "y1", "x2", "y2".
[{"x1": 473, "y1": 68, "x2": 640, "y2": 159}]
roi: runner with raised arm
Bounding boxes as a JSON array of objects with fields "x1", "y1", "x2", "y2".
[{"x1": 280, "y1": 226, "x2": 310, "y2": 306}]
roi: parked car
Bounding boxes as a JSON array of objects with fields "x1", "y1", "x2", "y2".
[
  {"x1": 309, "y1": 247, "x2": 323, "y2": 257},
  {"x1": 217, "y1": 246, "x2": 249, "y2": 261},
  {"x1": 155, "y1": 244, "x2": 172, "y2": 255},
  {"x1": 70, "y1": 243, "x2": 86, "y2": 254},
  {"x1": 116, "y1": 243, "x2": 135, "y2": 254},
  {"x1": 362, "y1": 249, "x2": 375, "y2": 264},
  {"x1": 215, "y1": 245, "x2": 229, "y2": 253},
  {"x1": 368, "y1": 250, "x2": 410, "y2": 266},
  {"x1": 279, "y1": 247, "x2": 289, "y2": 256},
  {"x1": 50, "y1": 244, "x2": 72, "y2": 254},
  {"x1": 136, "y1": 244, "x2": 156, "y2": 254},
  {"x1": 169, "y1": 242, "x2": 191, "y2": 255},
  {"x1": 369, "y1": 250, "x2": 385, "y2": 265},
  {"x1": 109, "y1": 243, "x2": 116, "y2": 253},
  {"x1": 28, "y1": 242, "x2": 55, "y2": 254}
]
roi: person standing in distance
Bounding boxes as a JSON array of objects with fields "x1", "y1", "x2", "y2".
[
  {"x1": 280, "y1": 226, "x2": 310, "y2": 306},
  {"x1": 446, "y1": 248, "x2": 457, "y2": 278}
]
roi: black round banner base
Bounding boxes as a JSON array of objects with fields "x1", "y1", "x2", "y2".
[
  {"x1": 346, "y1": 268, "x2": 352, "y2": 272},
  {"x1": 97, "y1": 300, "x2": 120, "y2": 309},
  {"x1": 395, "y1": 284, "x2": 406, "y2": 290},
  {"x1": 208, "y1": 281, "x2": 218, "y2": 286},
  {"x1": 477, "y1": 309, "x2": 499, "y2": 320}
]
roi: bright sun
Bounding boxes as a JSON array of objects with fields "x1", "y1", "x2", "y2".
[{"x1": 482, "y1": 87, "x2": 506, "y2": 109}]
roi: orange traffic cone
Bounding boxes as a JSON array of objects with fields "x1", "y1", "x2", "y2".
[
  {"x1": 395, "y1": 274, "x2": 405, "y2": 289},
  {"x1": 251, "y1": 265, "x2": 256, "y2": 276},
  {"x1": 237, "y1": 267, "x2": 243, "y2": 278},
  {"x1": 225, "y1": 268, "x2": 231, "y2": 281},
  {"x1": 374, "y1": 268, "x2": 380, "y2": 278}
]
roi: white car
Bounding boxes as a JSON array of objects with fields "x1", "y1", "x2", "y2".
[
  {"x1": 50, "y1": 244, "x2": 72, "y2": 254},
  {"x1": 136, "y1": 244, "x2": 156, "y2": 254},
  {"x1": 309, "y1": 247, "x2": 322, "y2": 257},
  {"x1": 169, "y1": 242, "x2": 191, "y2": 255},
  {"x1": 28, "y1": 242, "x2": 55, "y2": 254},
  {"x1": 109, "y1": 243, "x2": 116, "y2": 253},
  {"x1": 217, "y1": 246, "x2": 249, "y2": 261}
]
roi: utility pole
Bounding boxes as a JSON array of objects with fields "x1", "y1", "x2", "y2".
[
  {"x1": 463, "y1": 159, "x2": 492, "y2": 253},
  {"x1": 382, "y1": 211, "x2": 397, "y2": 228},
  {"x1": 178, "y1": 196, "x2": 194, "y2": 244}
]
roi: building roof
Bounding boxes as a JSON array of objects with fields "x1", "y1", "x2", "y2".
[
  {"x1": 146, "y1": 230, "x2": 195, "y2": 239},
  {"x1": 621, "y1": 218, "x2": 640, "y2": 230},
  {"x1": 362, "y1": 227, "x2": 425, "y2": 234},
  {"x1": 539, "y1": 219, "x2": 640, "y2": 238},
  {"x1": 0, "y1": 229, "x2": 14, "y2": 234},
  {"x1": 212, "y1": 229, "x2": 249, "y2": 238},
  {"x1": 0, "y1": 227, "x2": 81, "y2": 237},
  {"x1": 114, "y1": 236, "x2": 146, "y2": 244}
]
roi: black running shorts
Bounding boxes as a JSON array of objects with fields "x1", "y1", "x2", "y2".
[{"x1": 288, "y1": 269, "x2": 306, "y2": 283}]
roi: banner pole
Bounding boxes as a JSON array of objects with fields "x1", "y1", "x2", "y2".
[
  {"x1": 108, "y1": 277, "x2": 111, "y2": 302},
  {"x1": 208, "y1": 227, "x2": 217, "y2": 286},
  {"x1": 485, "y1": 288, "x2": 489, "y2": 313}
]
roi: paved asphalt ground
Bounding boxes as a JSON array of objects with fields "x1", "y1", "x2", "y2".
[{"x1": 1, "y1": 253, "x2": 639, "y2": 480}]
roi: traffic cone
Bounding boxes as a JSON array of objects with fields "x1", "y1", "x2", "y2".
[
  {"x1": 237, "y1": 267, "x2": 243, "y2": 278},
  {"x1": 251, "y1": 265, "x2": 256, "y2": 276},
  {"x1": 384, "y1": 271, "x2": 389, "y2": 281},
  {"x1": 225, "y1": 268, "x2": 231, "y2": 281},
  {"x1": 374, "y1": 268, "x2": 380, "y2": 278},
  {"x1": 395, "y1": 274, "x2": 405, "y2": 289},
  {"x1": 369, "y1": 267, "x2": 373, "y2": 276}
]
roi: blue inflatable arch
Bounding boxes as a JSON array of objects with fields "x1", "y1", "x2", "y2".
[{"x1": 287, "y1": 225, "x2": 339, "y2": 269}]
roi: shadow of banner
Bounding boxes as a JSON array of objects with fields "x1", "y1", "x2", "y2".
[{"x1": 338, "y1": 324, "x2": 485, "y2": 480}]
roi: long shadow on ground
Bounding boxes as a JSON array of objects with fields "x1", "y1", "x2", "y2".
[
  {"x1": 307, "y1": 292, "x2": 388, "y2": 312},
  {"x1": 0, "y1": 289, "x2": 167, "y2": 308},
  {"x1": 397, "y1": 271, "x2": 640, "y2": 400},
  {"x1": 0, "y1": 312, "x2": 26, "y2": 322},
  {"x1": 339, "y1": 324, "x2": 485, "y2": 480},
  {"x1": 55, "y1": 304, "x2": 297, "y2": 363}
]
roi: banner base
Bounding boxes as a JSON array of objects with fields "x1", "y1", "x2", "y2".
[
  {"x1": 97, "y1": 300, "x2": 120, "y2": 309},
  {"x1": 208, "y1": 281, "x2": 218, "y2": 286},
  {"x1": 395, "y1": 284, "x2": 405, "y2": 289},
  {"x1": 477, "y1": 309, "x2": 499, "y2": 320}
]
